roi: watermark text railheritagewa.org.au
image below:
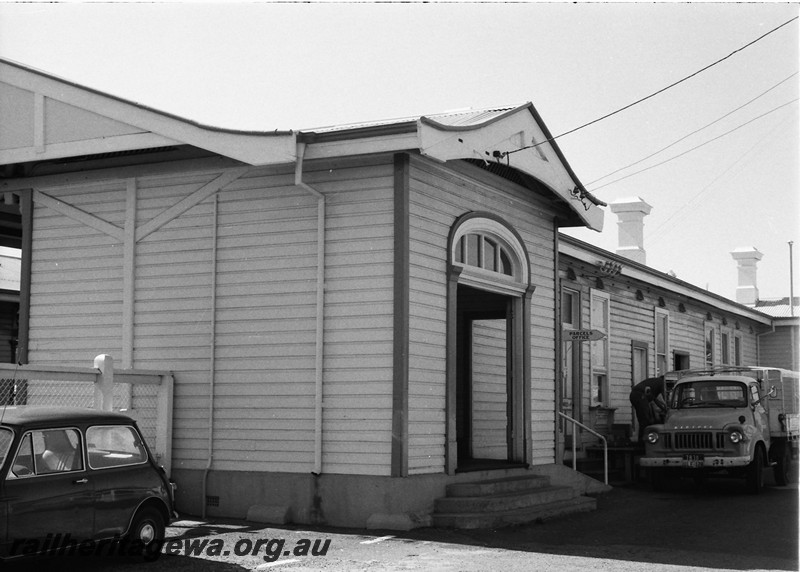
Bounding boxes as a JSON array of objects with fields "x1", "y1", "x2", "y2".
[
  {"x1": 9, "y1": 533, "x2": 331, "y2": 563},
  {"x1": 164, "y1": 536, "x2": 331, "y2": 562}
]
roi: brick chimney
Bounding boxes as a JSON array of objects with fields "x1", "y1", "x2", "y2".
[
  {"x1": 609, "y1": 197, "x2": 652, "y2": 265},
  {"x1": 730, "y1": 247, "x2": 763, "y2": 306}
]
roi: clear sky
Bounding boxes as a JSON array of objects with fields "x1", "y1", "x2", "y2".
[{"x1": 0, "y1": 2, "x2": 797, "y2": 301}]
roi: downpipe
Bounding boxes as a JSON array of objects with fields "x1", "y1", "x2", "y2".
[
  {"x1": 202, "y1": 194, "x2": 219, "y2": 519},
  {"x1": 295, "y1": 142, "x2": 326, "y2": 479}
]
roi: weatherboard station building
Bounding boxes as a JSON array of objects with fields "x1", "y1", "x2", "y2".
[{"x1": 0, "y1": 59, "x2": 788, "y2": 528}]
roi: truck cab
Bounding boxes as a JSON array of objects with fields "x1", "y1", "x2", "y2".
[{"x1": 640, "y1": 367, "x2": 798, "y2": 493}]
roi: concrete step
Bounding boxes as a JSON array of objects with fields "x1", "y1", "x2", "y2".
[
  {"x1": 432, "y1": 472, "x2": 598, "y2": 529},
  {"x1": 435, "y1": 484, "x2": 576, "y2": 514},
  {"x1": 432, "y1": 496, "x2": 597, "y2": 529},
  {"x1": 446, "y1": 474, "x2": 551, "y2": 497}
]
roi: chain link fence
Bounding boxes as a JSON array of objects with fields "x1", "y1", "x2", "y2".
[{"x1": 0, "y1": 358, "x2": 172, "y2": 473}]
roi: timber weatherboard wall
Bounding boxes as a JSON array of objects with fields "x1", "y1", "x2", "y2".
[
  {"x1": 406, "y1": 155, "x2": 561, "y2": 474},
  {"x1": 30, "y1": 179, "x2": 128, "y2": 364},
  {"x1": 471, "y1": 319, "x2": 509, "y2": 459},
  {"x1": 25, "y1": 155, "x2": 399, "y2": 477},
  {"x1": 315, "y1": 155, "x2": 396, "y2": 476},
  {"x1": 559, "y1": 241, "x2": 766, "y2": 447}
]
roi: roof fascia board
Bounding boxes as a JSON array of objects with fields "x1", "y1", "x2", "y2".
[
  {"x1": 298, "y1": 122, "x2": 417, "y2": 143},
  {"x1": 0, "y1": 156, "x2": 245, "y2": 193},
  {"x1": 416, "y1": 103, "x2": 603, "y2": 231},
  {"x1": 525, "y1": 102, "x2": 592, "y2": 207},
  {"x1": 0, "y1": 59, "x2": 297, "y2": 166},
  {"x1": 559, "y1": 237, "x2": 773, "y2": 325},
  {"x1": 301, "y1": 132, "x2": 421, "y2": 161},
  {"x1": 0, "y1": 132, "x2": 181, "y2": 165}
]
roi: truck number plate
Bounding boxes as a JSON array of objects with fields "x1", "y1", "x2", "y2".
[{"x1": 682, "y1": 454, "x2": 704, "y2": 468}]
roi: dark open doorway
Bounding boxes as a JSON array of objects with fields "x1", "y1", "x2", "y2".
[{"x1": 456, "y1": 284, "x2": 524, "y2": 472}]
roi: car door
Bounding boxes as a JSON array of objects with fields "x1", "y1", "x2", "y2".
[
  {"x1": 2, "y1": 427, "x2": 94, "y2": 556},
  {"x1": 87, "y1": 424, "x2": 163, "y2": 538}
]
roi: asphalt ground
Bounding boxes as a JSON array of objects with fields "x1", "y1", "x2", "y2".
[{"x1": 6, "y1": 470, "x2": 799, "y2": 571}]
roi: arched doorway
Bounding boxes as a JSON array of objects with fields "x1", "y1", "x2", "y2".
[{"x1": 446, "y1": 214, "x2": 533, "y2": 473}]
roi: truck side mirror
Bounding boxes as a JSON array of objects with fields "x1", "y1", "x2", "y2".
[{"x1": 751, "y1": 385, "x2": 775, "y2": 409}]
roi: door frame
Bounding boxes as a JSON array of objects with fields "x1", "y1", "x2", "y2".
[{"x1": 444, "y1": 213, "x2": 533, "y2": 475}]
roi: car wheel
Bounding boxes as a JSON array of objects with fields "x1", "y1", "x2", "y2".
[
  {"x1": 745, "y1": 447, "x2": 764, "y2": 494},
  {"x1": 128, "y1": 506, "x2": 165, "y2": 560}
]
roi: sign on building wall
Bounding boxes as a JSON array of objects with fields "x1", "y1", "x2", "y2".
[{"x1": 563, "y1": 329, "x2": 606, "y2": 342}]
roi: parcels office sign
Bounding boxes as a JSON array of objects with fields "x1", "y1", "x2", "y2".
[{"x1": 563, "y1": 329, "x2": 605, "y2": 342}]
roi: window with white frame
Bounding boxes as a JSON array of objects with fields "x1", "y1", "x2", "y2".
[
  {"x1": 455, "y1": 232, "x2": 514, "y2": 276},
  {"x1": 590, "y1": 289, "x2": 610, "y2": 407},
  {"x1": 705, "y1": 326, "x2": 715, "y2": 368},
  {"x1": 561, "y1": 288, "x2": 580, "y2": 410},
  {"x1": 655, "y1": 308, "x2": 669, "y2": 377},
  {"x1": 734, "y1": 333, "x2": 743, "y2": 366},
  {"x1": 450, "y1": 216, "x2": 529, "y2": 297},
  {"x1": 721, "y1": 329, "x2": 731, "y2": 365}
]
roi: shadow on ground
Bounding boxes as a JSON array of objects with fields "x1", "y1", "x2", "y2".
[{"x1": 395, "y1": 477, "x2": 799, "y2": 571}]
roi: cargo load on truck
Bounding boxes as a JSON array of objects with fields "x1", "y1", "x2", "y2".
[{"x1": 640, "y1": 366, "x2": 799, "y2": 492}]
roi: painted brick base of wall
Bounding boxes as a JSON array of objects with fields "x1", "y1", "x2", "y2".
[{"x1": 171, "y1": 464, "x2": 608, "y2": 529}]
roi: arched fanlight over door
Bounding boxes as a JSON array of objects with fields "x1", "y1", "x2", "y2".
[{"x1": 450, "y1": 216, "x2": 529, "y2": 296}]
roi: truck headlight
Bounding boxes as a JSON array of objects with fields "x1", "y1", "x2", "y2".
[
  {"x1": 646, "y1": 432, "x2": 659, "y2": 444},
  {"x1": 729, "y1": 431, "x2": 743, "y2": 443}
]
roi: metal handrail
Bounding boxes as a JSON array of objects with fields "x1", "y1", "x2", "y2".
[{"x1": 558, "y1": 411, "x2": 608, "y2": 485}]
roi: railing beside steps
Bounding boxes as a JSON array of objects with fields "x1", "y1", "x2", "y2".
[
  {"x1": 558, "y1": 411, "x2": 608, "y2": 486},
  {"x1": 0, "y1": 354, "x2": 173, "y2": 475}
]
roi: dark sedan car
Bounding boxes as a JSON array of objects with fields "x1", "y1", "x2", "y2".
[{"x1": 0, "y1": 406, "x2": 176, "y2": 561}]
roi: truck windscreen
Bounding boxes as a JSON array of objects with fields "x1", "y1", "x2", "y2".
[{"x1": 671, "y1": 380, "x2": 747, "y2": 409}]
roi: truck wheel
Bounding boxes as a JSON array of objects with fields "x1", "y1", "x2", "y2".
[
  {"x1": 746, "y1": 447, "x2": 764, "y2": 494},
  {"x1": 774, "y1": 443, "x2": 791, "y2": 486}
]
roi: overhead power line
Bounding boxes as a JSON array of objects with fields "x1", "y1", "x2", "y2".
[
  {"x1": 500, "y1": 16, "x2": 798, "y2": 158},
  {"x1": 648, "y1": 114, "x2": 796, "y2": 245},
  {"x1": 586, "y1": 71, "x2": 798, "y2": 187},
  {"x1": 586, "y1": 97, "x2": 798, "y2": 192}
]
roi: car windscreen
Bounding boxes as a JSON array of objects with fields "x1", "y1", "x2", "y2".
[{"x1": 670, "y1": 380, "x2": 747, "y2": 408}]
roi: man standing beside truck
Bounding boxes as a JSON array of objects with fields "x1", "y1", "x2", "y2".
[{"x1": 630, "y1": 375, "x2": 667, "y2": 445}]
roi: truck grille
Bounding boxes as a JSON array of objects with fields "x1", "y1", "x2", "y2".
[{"x1": 674, "y1": 432, "x2": 713, "y2": 450}]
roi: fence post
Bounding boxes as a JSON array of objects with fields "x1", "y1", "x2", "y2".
[
  {"x1": 156, "y1": 373, "x2": 174, "y2": 475},
  {"x1": 94, "y1": 354, "x2": 114, "y2": 411}
]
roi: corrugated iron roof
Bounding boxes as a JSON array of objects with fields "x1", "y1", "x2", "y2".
[
  {"x1": 755, "y1": 297, "x2": 800, "y2": 318},
  {"x1": 304, "y1": 106, "x2": 518, "y2": 134}
]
